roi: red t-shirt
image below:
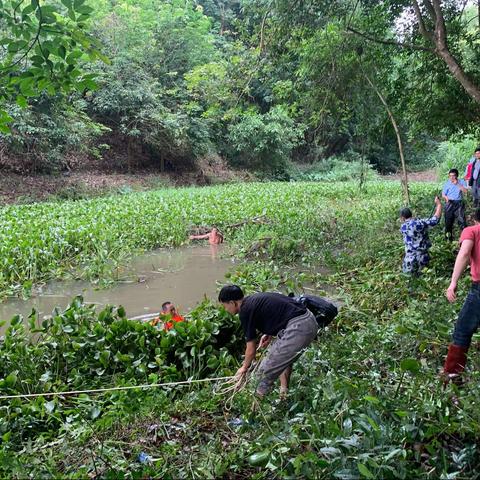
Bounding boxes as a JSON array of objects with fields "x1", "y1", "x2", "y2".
[{"x1": 460, "y1": 224, "x2": 480, "y2": 282}]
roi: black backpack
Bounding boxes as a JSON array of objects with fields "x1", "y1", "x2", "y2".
[{"x1": 291, "y1": 294, "x2": 338, "y2": 328}]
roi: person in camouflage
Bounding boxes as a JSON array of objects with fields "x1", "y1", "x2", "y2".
[{"x1": 400, "y1": 197, "x2": 442, "y2": 275}]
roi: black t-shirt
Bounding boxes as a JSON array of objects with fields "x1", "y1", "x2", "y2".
[{"x1": 239, "y1": 292, "x2": 307, "y2": 341}]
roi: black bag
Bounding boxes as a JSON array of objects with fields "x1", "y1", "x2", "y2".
[{"x1": 292, "y1": 294, "x2": 338, "y2": 327}]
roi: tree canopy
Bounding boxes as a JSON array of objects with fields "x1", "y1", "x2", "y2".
[{"x1": 0, "y1": 0, "x2": 479, "y2": 175}]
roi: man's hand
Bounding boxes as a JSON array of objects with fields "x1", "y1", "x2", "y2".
[
  {"x1": 446, "y1": 282, "x2": 457, "y2": 303},
  {"x1": 258, "y1": 334, "x2": 272, "y2": 349},
  {"x1": 435, "y1": 196, "x2": 441, "y2": 205},
  {"x1": 235, "y1": 365, "x2": 248, "y2": 377}
]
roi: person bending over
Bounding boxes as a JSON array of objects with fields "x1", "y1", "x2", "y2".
[{"x1": 218, "y1": 285, "x2": 318, "y2": 399}]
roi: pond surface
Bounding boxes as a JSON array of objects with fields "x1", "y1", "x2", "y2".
[{"x1": 0, "y1": 245, "x2": 232, "y2": 329}]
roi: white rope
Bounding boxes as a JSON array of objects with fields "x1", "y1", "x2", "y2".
[{"x1": 0, "y1": 375, "x2": 235, "y2": 401}]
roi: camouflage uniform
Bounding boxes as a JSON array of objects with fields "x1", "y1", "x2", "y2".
[{"x1": 400, "y1": 216, "x2": 439, "y2": 274}]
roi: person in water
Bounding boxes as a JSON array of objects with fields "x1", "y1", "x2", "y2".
[
  {"x1": 189, "y1": 226, "x2": 224, "y2": 245},
  {"x1": 150, "y1": 301, "x2": 185, "y2": 330}
]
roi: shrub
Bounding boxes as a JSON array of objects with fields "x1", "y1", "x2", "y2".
[
  {"x1": 226, "y1": 107, "x2": 304, "y2": 175},
  {"x1": 434, "y1": 134, "x2": 479, "y2": 180}
]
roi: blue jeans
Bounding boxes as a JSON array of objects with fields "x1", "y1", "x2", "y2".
[{"x1": 452, "y1": 283, "x2": 480, "y2": 347}]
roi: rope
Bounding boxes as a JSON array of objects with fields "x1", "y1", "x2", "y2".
[{"x1": 0, "y1": 375, "x2": 235, "y2": 401}]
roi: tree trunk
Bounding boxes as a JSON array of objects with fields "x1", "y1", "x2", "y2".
[
  {"x1": 362, "y1": 72, "x2": 410, "y2": 205},
  {"x1": 413, "y1": 0, "x2": 480, "y2": 104},
  {"x1": 435, "y1": 47, "x2": 480, "y2": 103}
]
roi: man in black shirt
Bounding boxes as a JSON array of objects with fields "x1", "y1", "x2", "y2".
[{"x1": 218, "y1": 285, "x2": 318, "y2": 398}]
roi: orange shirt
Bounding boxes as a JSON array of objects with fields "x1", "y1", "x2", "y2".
[{"x1": 164, "y1": 314, "x2": 185, "y2": 331}]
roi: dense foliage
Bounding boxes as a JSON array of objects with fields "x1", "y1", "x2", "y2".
[
  {"x1": 3, "y1": 179, "x2": 480, "y2": 478},
  {"x1": 1, "y1": 0, "x2": 480, "y2": 175}
]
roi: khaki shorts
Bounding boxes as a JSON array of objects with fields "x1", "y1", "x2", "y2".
[{"x1": 257, "y1": 310, "x2": 318, "y2": 395}]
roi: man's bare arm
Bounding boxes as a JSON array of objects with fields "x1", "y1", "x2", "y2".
[
  {"x1": 236, "y1": 340, "x2": 257, "y2": 375},
  {"x1": 446, "y1": 239, "x2": 474, "y2": 303},
  {"x1": 189, "y1": 233, "x2": 210, "y2": 240}
]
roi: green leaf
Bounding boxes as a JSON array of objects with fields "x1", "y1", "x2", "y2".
[
  {"x1": 57, "y1": 45, "x2": 66, "y2": 59},
  {"x1": 16, "y1": 95, "x2": 27, "y2": 108},
  {"x1": 4, "y1": 373, "x2": 17, "y2": 388},
  {"x1": 2, "y1": 431, "x2": 11, "y2": 442},
  {"x1": 22, "y1": 4, "x2": 36, "y2": 16},
  {"x1": 400, "y1": 358, "x2": 421, "y2": 374},
  {"x1": 76, "y1": 5, "x2": 93, "y2": 15},
  {"x1": 65, "y1": 50, "x2": 83, "y2": 64},
  {"x1": 358, "y1": 463, "x2": 374, "y2": 479},
  {"x1": 61, "y1": 0, "x2": 73, "y2": 8},
  {"x1": 247, "y1": 451, "x2": 269, "y2": 467}
]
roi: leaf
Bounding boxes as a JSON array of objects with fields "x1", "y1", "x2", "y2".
[
  {"x1": 16, "y1": 95, "x2": 27, "y2": 108},
  {"x1": 90, "y1": 407, "x2": 101, "y2": 419},
  {"x1": 358, "y1": 463, "x2": 374, "y2": 479},
  {"x1": 4, "y1": 373, "x2": 17, "y2": 388},
  {"x1": 45, "y1": 401, "x2": 55, "y2": 413},
  {"x1": 247, "y1": 451, "x2": 269, "y2": 466},
  {"x1": 400, "y1": 358, "x2": 421, "y2": 374}
]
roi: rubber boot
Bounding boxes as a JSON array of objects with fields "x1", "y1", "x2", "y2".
[{"x1": 442, "y1": 344, "x2": 468, "y2": 385}]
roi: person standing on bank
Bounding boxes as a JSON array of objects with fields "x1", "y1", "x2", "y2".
[
  {"x1": 469, "y1": 148, "x2": 480, "y2": 208},
  {"x1": 400, "y1": 196, "x2": 442, "y2": 275},
  {"x1": 442, "y1": 169, "x2": 468, "y2": 241},
  {"x1": 218, "y1": 285, "x2": 318, "y2": 399},
  {"x1": 443, "y1": 209, "x2": 480, "y2": 382}
]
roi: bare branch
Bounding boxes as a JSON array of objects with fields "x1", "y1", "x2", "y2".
[
  {"x1": 431, "y1": 0, "x2": 447, "y2": 49},
  {"x1": 411, "y1": 0, "x2": 434, "y2": 42},
  {"x1": 422, "y1": 0, "x2": 436, "y2": 19},
  {"x1": 346, "y1": 27, "x2": 434, "y2": 53}
]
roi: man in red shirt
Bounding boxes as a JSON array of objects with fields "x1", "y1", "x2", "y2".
[{"x1": 443, "y1": 209, "x2": 480, "y2": 381}]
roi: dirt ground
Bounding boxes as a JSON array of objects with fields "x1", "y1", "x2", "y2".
[
  {"x1": 0, "y1": 156, "x2": 253, "y2": 205},
  {"x1": 381, "y1": 169, "x2": 438, "y2": 182},
  {"x1": 0, "y1": 164, "x2": 437, "y2": 205}
]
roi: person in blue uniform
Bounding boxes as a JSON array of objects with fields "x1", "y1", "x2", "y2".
[{"x1": 400, "y1": 196, "x2": 442, "y2": 275}]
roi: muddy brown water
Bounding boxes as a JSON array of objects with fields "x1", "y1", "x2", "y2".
[{"x1": 0, "y1": 245, "x2": 233, "y2": 332}]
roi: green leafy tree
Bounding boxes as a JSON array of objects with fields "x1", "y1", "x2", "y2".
[{"x1": 0, "y1": 0, "x2": 106, "y2": 132}]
